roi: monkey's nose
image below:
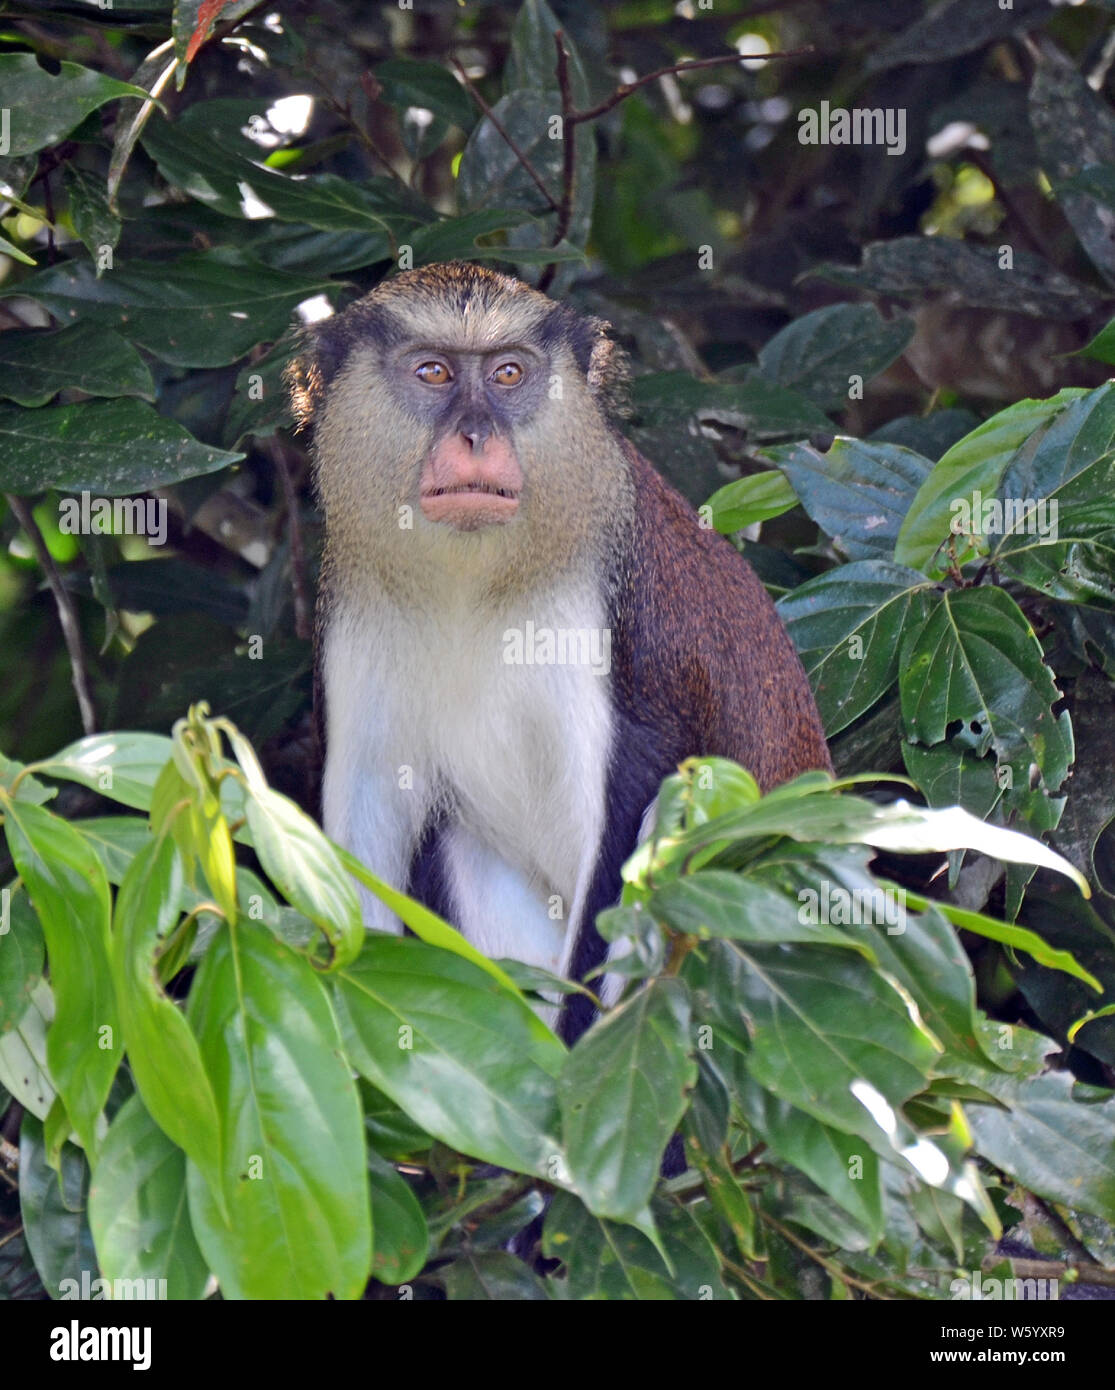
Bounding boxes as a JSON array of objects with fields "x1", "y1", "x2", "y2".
[{"x1": 457, "y1": 415, "x2": 492, "y2": 450}]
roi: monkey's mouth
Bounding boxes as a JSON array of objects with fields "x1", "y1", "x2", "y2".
[{"x1": 420, "y1": 482, "x2": 521, "y2": 528}]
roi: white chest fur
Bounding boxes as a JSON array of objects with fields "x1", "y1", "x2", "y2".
[{"x1": 322, "y1": 579, "x2": 614, "y2": 976}]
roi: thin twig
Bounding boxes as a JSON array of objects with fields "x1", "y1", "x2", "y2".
[
  {"x1": 6, "y1": 494, "x2": 97, "y2": 734},
  {"x1": 535, "y1": 39, "x2": 814, "y2": 289},
  {"x1": 40, "y1": 166, "x2": 56, "y2": 264},
  {"x1": 537, "y1": 32, "x2": 578, "y2": 293},
  {"x1": 568, "y1": 45, "x2": 815, "y2": 126},
  {"x1": 452, "y1": 58, "x2": 561, "y2": 213}
]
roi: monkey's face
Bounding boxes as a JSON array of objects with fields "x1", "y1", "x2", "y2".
[
  {"x1": 293, "y1": 262, "x2": 634, "y2": 592},
  {"x1": 388, "y1": 342, "x2": 547, "y2": 532}
]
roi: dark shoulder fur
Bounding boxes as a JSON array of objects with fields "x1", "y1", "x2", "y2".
[{"x1": 610, "y1": 438, "x2": 832, "y2": 790}]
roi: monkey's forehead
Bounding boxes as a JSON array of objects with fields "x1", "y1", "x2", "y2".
[
  {"x1": 336, "y1": 261, "x2": 568, "y2": 348},
  {"x1": 374, "y1": 298, "x2": 554, "y2": 351}
]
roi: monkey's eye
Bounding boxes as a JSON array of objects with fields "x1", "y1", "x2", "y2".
[
  {"x1": 415, "y1": 361, "x2": 452, "y2": 385},
  {"x1": 490, "y1": 361, "x2": 523, "y2": 387}
]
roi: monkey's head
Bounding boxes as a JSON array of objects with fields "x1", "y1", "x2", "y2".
[{"x1": 287, "y1": 262, "x2": 633, "y2": 597}]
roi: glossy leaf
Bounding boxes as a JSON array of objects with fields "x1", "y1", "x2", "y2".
[
  {"x1": 2, "y1": 799, "x2": 118, "y2": 1155},
  {"x1": 0, "y1": 324, "x2": 153, "y2": 407},
  {"x1": 0, "y1": 54, "x2": 147, "y2": 156},
  {"x1": 334, "y1": 935, "x2": 564, "y2": 1178},
  {"x1": 559, "y1": 979, "x2": 695, "y2": 1221},
  {"x1": 777, "y1": 561, "x2": 935, "y2": 735},
  {"x1": 89, "y1": 1095, "x2": 210, "y2": 1301},
  {"x1": 111, "y1": 836, "x2": 226, "y2": 1211},
  {"x1": 186, "y1": 924, "x2": 371, "y2": 1300},
  {"x1": 0, "y1": 398, "x2": 240, "y2": 496}
]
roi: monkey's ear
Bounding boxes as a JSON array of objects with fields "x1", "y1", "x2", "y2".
[
  {"x1": 563, "y1": 311, "x2": 630, "y2": 416},
  {"x1": 284, "y1": 324, "x2": 344, "y2": 429}
]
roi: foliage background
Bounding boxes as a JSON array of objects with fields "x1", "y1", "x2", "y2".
[{"x1": 1, "y1": 0, "x2": 1115, "y2": 1302}]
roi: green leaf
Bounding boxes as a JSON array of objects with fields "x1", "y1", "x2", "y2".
[
  {"x1": 334, "y1": 935, "x2": 564, "y2": 1178},
  {"x1": 1077, "y1": 312, "x2": 1115, "y2": 366},
  {"x1": 993, "y1": 382, "x2": 1115, "y2": 608},
  {"x1": 142, "y1": 109, "x2": 430, "y2": 234},
  {"x1": 441, "y1": 1250, "x2": 548, "y2": 1300},
  {"x1": 652, "y1": 774, "x2": 1090, "y2": 896},
  {"x1": 2, "y1": 799, "x2": 118, "y2": 1156},
  {"x1": 337, "y1": 844, "x2": 522, "y2": 994},
  {"x1": 705, "y1": 471, "x2": 799, "y2": 532},
  {"x1": 559, "y1": 979, "x2": 696, "y2": 1222},
  {"x1": 505, "y1": 0, "x2": 590, "y2": 99},
  {"x1": 33, "y1": 733, "x2": 174, "y2": 811},
  {"x1": 756, "y1": 304, "x2": 914, "y2": 412},
  {"x1": 870, "y1": 408, "x2": 982, "y2": 461},
  {"x1": 0, "y1": 324, "x2": 154, "y2": 407},
  {"x1": 0, "y1": 54, "x2": 148, "y2": 156},
  {"x1": 0, "y1": 232, "x2": 35, "y2": 265},
  {"x1": 89, "y1": 1094, "x2": 210, "y2": 1301},
  {"x1": 777, "y1": 560, "x2": 935, "y2": 736},
  {"x1": 765, "y1": 438, "x2": 932, "y2": 562},
  {"x1": 366, "y1": 1149, "x2": 429, "y2": 1286},
  {"x1": 186, "y1": 924, "x2": 371, "y2": 1300},
  {"x1": 895, "y1": 388, "x2": 1088, "y2": 575},
  {"x1": 18, "y1": 1115, "x2": 97, "y2": 1300},
  {"x1": 0, "y1": 398, "x2": 241, "y2": 496},
  {"x1": 0, "y1": 978, "x2": 55, "y2": 1120},
  {"x1": 898, "y1": 887, "x2": 1101, "y2": 992},
  {"x1": 0, "y1": 752, "x2": 56, "y2": 805},
  {"x1": 5, "y1": 250, "x2": 338, "y2": 369},
  {"x1": 457, "y1": 89, "x2": 563, "y2": 214},
  {"x1": 1031, "y1": 49, "x2": 1115, "y2": 286},
  {"x1": 111, "y1": 836, "x2": 227, "y2": 1212},
  {"x1": 631, "y1": 372, "x2": 832, "y2": 440},
  {"x1": 225, "y1": 726, "x2": 362, "y2": 968},
  {"x1": 63, "y1": 165, "x2": 122, "y2": 266},
  {"x1": 543, "y1": 1191, "x2": 734, "y2": 1299},
  {"x1": 812, "y1": 238, "x2": 1096, "y2": 321},
  {"x1": 687, "y1": 939, "x2": 937, "y2": 1151},
  {"x1": 0, "y1": 887, "x2": 45, "y2": 1032},
  {"x1": 867, "y1": 0, "x2": 1052, "y2": 71},
  {"x1": 968, "y1": 1071, "x2": 1115, "y2": 1222},
  {"x1": 899, "y1": 586, "x2": 1074, "y2": 830},
  {"x1": 735, "y1": 1072, "x2": 885, "y2": 1244},
  {"x1": 375, "y1": 59, "x2": 476, "y2": 133},
  {"x1": 650, "y1": 872, "x2": 868, "y2": 952}
]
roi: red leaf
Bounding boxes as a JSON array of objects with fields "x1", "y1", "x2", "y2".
[{"x1": 186, "y1": 0, "x2": 236, "y2": 64}]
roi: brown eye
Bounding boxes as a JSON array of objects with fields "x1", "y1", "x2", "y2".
[
  {"x1": 416, "y1": 361, "x2": 451, "y2": 385},
  {"x1": 490, "y1": 361, "x2": 523, "y2": 387}
]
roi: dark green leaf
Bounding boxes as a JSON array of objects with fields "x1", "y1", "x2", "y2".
[
  {"x1": 0, "y1": 398, "x2": 241, "y2": 495},
  {"x1": 559, "y1": 979, "x2": 695, "y2": 1221},
  {"x1": 5, "y1": 251, "x2": 338, "y2": 369},
  {"x1": 0, "y1": 324, "x2": 154, "y2": 407},
  {"x1": 756, "y1": 304, "x2": 914, "y2": 412},
  {"x1": 767, "y1": 437, "x2": 932, "y2": 561},
  {"x1": 0, "y1": 54, "x2": 147, "y2": 156},
  {"x1": 777, "y1": 560, "x2": 935, "y2": 735}
]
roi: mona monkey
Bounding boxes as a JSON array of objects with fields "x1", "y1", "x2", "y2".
[{"x1": 288, "y1": 261, "x2": 832, "y2": 1041}]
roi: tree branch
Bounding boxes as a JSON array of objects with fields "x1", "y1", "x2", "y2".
[
  {"x1": 6, "y1": 494, "x2": 97, "y2": 735},
  {"x1": 568, "y1": 45, "x2": 815, "y2": 127},
  {"x1": 536, "y1": 38, "x2": 814, "y2": 290},
  {"x1": 537, "y1": 32, "x2": 578, "y2": 293}
]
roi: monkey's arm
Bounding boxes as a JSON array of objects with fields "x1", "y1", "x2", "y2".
[{"x1": 559, "y1": 443, "x2": 832, "y2": 1040}]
